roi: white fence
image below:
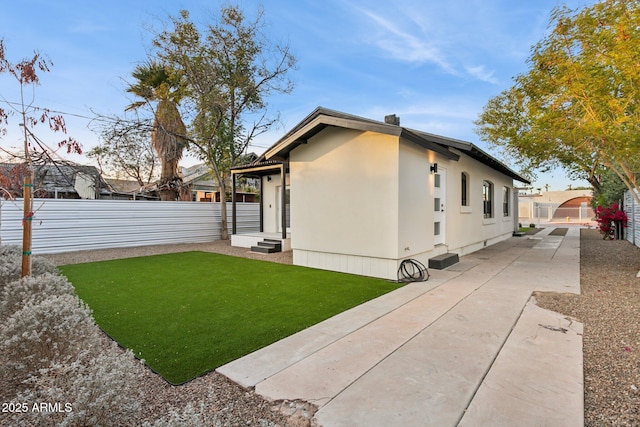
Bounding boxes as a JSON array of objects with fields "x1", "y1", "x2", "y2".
[
  {"x1": 0, "y1": 199, "x2": 260, "y2": 254},
  {"x1": 624, "y1": 190, "x2": 640, "y2": 246},
  {"x1": 518, "y1": 200, "x2": 594, "y2": 224}
]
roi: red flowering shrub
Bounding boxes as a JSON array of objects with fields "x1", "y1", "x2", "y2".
[{"x1": 594, "y1": 203, "x2": 628, "y2": 239}]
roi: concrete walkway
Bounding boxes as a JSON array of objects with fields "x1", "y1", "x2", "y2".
[{"x1": 218, "y1": 228, "x2": 584, "y2": 426}]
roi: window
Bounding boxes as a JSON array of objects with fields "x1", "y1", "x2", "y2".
[
  {"x1": 503, "y1": 186, "x2": 510, "y2": 217},
  {"x1": 483, "y1": 181, "x2": 493, "y2": 218},
  {"x1": 461, "y1": 172, "x2": 469, "y2": 206}
]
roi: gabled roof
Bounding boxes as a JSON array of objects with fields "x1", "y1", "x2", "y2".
[
  {"x1": 264, "y1": 107, "x2": 458, "y2": 162},
  {"x1": 258, "y1": 107, "x2": 530, "y2": 184},
  {"x1": 0, "y1": 162, "x2": 112, "y2": 195}
]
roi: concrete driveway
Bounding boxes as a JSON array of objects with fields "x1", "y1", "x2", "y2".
[{"x1": 218, "y1": 227, "x2": 583, "y2": 426}]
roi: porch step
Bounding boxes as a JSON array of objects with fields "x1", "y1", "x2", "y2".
[
  {"x1": 428, "y1": 253, "x2": 459, "y2": 270},
  {"x1": 251, "y1": 239, "x2": 282, "y2": 254}
]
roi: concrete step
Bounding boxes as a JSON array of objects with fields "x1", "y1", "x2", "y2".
[
  {"x1": 251, "y1": 239, "x2": 282, "y2": 254},
  {"x1": 258, "y1": 241, "x2": 282, "y2": 251},
  {"x1": 251, "y1": 245, "x2": 277, "y2": 254},
  {"x1": 428, "y1": 252, "x2": 459, "y2": 269},
  {"x1": 263, "y1": 238, "x2": 283, "y2": 244}
]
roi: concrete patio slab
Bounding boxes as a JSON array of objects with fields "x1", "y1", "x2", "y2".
[
  {"x1": 218, "y1": 228, "x2": 584, "y2": 426},
  {"x1": 217, "y1": 276, "x2": 453, "y2": 388},
  {"x1": 459, "y1": 299, "x2": 583, "y2": 427}
]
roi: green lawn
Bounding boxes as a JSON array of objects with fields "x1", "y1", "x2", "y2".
[{"x1": 61, "y1": 251, "x2": 402, "y2": 384}]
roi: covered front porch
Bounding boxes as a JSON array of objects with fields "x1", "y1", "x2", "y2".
[{"x1": 230, "y1": 161, "x2": 290, "y2": 253}]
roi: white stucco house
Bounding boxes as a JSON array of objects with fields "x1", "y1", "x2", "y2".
[{"x1": 230, "y1": 107, "x2": 530, "y2": 281}]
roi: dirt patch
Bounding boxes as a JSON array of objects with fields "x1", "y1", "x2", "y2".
[{"x1": 548, "y1": 227, "x2": 569, "y2": 236}]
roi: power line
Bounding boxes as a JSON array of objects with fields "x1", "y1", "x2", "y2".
[{"x1": 1, "y1": 101, "x2": 276, "y2": 151}]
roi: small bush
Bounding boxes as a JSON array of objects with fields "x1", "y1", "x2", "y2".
[
  {"x1": 0, "y1": 247, "x2": 146, "y2": 426},
  {"x1": 0, "y1": 245, "x2": 58, "y2": 288},
  {"x1": 143, "y1": 402, "x2": 208, "y2": 427},
  {"x1": 0, "y1": 293, "x2": 100, "y2": 391},
  {"x1": 16, "y1": 344, "x2": 144, "y2": 427},
  {"x1": 0, "y1": 273, "x2": 76, "y2": 320},
  {"x1": 594, "y1": 203, "x2": 628, "y2": 239}
]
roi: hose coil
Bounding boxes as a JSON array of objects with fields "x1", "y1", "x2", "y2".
[{"x1": 397, "y1": 259, "x2": 430, "y2": 283}]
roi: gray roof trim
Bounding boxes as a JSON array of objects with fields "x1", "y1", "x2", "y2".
[
  {"x1": 258, "y1": 107, "x2": 529, "y2": 184},
  {"x1": 409, "y1": 129, "x2": 530, "y2": 184},
  {"x1": 230, "y1": 160, "x2": 286, "y2": 177},
  {"x1": 400, "y1": 129, "x2": 459, "y2": 161},
  {"x1": 264, "y1": 108, "x2": 403, "y2": 159}
]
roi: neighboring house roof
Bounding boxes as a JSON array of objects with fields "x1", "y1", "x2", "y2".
[
  {"x1": 105, "y1": 178, "x2": 145, "y2": 193},
  {"x1": 181, "y1": 164, "x2": 219, "y2": 191},
  {"x1": 557, "y1": 196, "x2": 593, "y2": 208},
  {"x1": 181, "y1": 164, "x2": 211, "y2": 183},
  {"x1": 0, "y1": 162, "x2": 112, "y2": 197},
  {"x1": 257, "y1": 107, "x2": 530, "y2": 184}
]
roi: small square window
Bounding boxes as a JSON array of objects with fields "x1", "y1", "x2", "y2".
[
  {"x1": 434, "y1": 198, "x2": 441, "y2": 212},
  {"x1": 434, "y1": 174, "x2": 441, "y2": 188},
  {"x1": 434, "y1": 222, "x2": 441, "y2": 236}
]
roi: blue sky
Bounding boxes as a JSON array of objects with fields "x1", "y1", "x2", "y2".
[{"x1": 0, "y1": 0, "x2": 596, "y2": 190}]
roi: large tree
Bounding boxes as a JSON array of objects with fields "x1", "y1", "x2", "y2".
[
  {"x1": 88, "y1": 118, "x2": 158, "y2": 186},
  {"x1": 152, "y1": 5, "x2": 296, "y2": 239},
  {"x1": 126, "y1": 61, "x2": 187, "y2": 201},
  {"x1": 475, "y1": 0, "x2": 640, "y2": 201}
]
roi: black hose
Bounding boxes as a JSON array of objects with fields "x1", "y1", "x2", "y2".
[{"x1": 397, "y1": 258, "x2": 430, "y2": 283}]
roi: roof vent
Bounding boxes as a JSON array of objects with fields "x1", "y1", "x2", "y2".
[{"x1": 384, "y1": 114, "x2": 400, "y2": 125}]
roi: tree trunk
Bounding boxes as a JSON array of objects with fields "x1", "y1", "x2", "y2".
[
  {"x1": 21, "y1": 175, "x2": 33, "y2": 278},
  {"x1": 587, "y1": 176, "x2": 601, "y2": 193},
  {"x1": 219, "y1": 187, "x2": 229, "y2": 240}
]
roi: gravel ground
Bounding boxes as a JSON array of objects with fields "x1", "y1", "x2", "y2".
[
  {"x1": 535, "y1": 228, "x2": 640, "y2": 426},
  {"x1": 43, "y1": 231, "x2": 640, "y2": 425},
  {"x1": 44, "y1": 240, "x2": 294, "y2": 266}
]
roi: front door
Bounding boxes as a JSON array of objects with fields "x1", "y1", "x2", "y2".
[{"x1": 433, "y1": 169, "x2": 446, "y2": 245}]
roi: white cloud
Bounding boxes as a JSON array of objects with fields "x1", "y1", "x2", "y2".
[
  {"x1": 353, "y1": 4, "x2": 509, "y2": 86},
  {"x1": 357, "y1": 8, "x2": 457, "y2": 74},
  {"x1": 464, "y1": 65, "x2": 500, "y2": 85}
]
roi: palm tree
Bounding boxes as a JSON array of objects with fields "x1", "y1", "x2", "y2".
[{"x1": 126, "y1": 61, "x2": 187, "y2": 201}]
